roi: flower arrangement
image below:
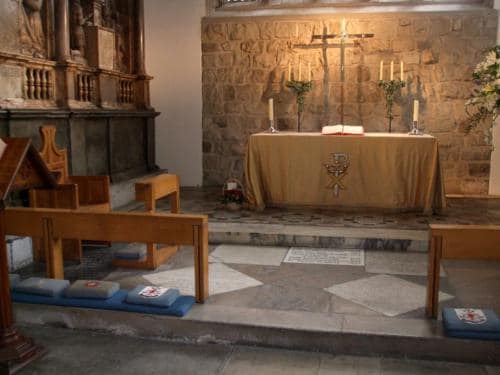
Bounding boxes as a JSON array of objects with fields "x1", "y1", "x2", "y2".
[
  {"x1": 465, "y1": 45, "x2": 499, "y2": 143},
  {"x1": 222, "y1": 188, "x2": 244, "y2": 204},
  {"x1": 286, "y1": 79, "x2": 313, "y2": 132}
]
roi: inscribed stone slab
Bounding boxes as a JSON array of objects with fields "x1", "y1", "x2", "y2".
[
  {"x1": 365, "y1": 251, "x2": 446, "y2": 277},
  {"x1": 144, "y1": 263, "x2": 262, "y2": 296},
  {"x1": 284, "y1": 248, "x2": 365, "y2": 266},
  {"x1": 325, "y1": 274, "x2": 453, "y2": 317},
  {"x1": 209, "y1": 245, "x2": 288, "y2": 266}
]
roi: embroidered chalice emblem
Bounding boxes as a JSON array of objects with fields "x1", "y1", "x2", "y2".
[{"x1": 324, "y1": 153, "x2": 349, "y2": 197}]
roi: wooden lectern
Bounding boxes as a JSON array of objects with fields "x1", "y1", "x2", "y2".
[{"x1": 0, "y1": 138, "x2": 57, "y2": 374}]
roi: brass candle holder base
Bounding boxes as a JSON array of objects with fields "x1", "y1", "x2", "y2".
[
  {"x1": 267, "y1": 119, "x2": 278, "y2": 133},
  {"x1": 408, "y1": 121, "x2": 423, "y2": 135}
]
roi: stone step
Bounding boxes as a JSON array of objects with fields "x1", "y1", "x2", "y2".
[
  {"x1": 14, "y1": 303, "x2": 499, "y2": 365},
  {"x1": 209, "y1": 222, "x2": 429, "y2": 252}
]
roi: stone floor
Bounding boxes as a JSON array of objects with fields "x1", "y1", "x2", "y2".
[
  {"x1": 14, "y1": 190, "x2": 500, "y2": 321},
  {"x1": 18, "y1": 325, "x2": 500, "y2": 375},
  {"x1": 171, "y1": 188, "x2": 500, "y2": 230}
]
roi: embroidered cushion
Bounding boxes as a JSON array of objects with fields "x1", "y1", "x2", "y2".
[
  {"x1": 64, "y1": 280, "x2": 120, "y2": 300},
  {"x1": 13, "y1": 277, "x2": 69, "y2": 297},
  {"x1": 9, "y1": 274, "x2": 21, "y2": 288},
  {"x1": 125, "y1": 285, "x2": 180, "y2": 307},
  {"x1": 442, "y1": 308, "x2": 500, "y2": 340}
]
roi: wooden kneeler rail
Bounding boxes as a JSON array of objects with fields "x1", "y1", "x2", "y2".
[
  {"x1": 5, "y1": 207, "x2": 209, "y2": 303},
  {"x1": 426, "y1": 224, "x2": 500, "y2": 319}
]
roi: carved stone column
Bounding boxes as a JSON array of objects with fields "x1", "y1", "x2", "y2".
[
  {"x1": 136, "y1": 0, "x2": 146, "y2": 75},
  {"x1": 55, "y1": 0, "x2": 70, "y2": 61}
]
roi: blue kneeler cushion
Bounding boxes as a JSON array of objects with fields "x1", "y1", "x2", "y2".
[
  {"x1": 11, "y1": 278, "x2": 195, "y2": 318},
  {"x1": 442, "y1": 308, "x2": 500, "y2": 341}
]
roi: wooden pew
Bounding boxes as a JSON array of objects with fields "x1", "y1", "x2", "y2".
[
  {"x1": 5, "y1": 207, "x2": 209, "y2": 303},
  {"x1": 29, "y1": 126, "x2": 111, "y2": 262},
  {"x1": 5, "y1": 208, "x2": 208, "y2": 302},
  {"x1": 113, "y1": 173, "x2": 181, "y2": 270},
  {"x1": 426, "y1": 224, "x2": 500, "y2": 318}
]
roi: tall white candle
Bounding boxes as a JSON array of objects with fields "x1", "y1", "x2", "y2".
[
  {"x1": 390, "y1": 61, "x2": 394, "y2": 81},
  {"x1": 341, "y1": 18, "x2": 346, "y2": 34},
  {"x1": 288, "y1": 62, "x2": 291, "y2": 81},
  {"x1": 268, "y1": 98, "x2": 274, "y2": 121},
  {"x1": 308, "y1": 62, "x2": 311, "y2": 81},
  {"x1": 413, "y1": 99, "x2": 419, "y2": 122},
  {"x1": 400, "y1": 61, "x2": 404, "y2": 81},
  {"x1": 379, "y1": 60, "x2": 384, "y2": 81},
  {"x1": 298, "y1": 62, "x2": 302, "y2": 81}
]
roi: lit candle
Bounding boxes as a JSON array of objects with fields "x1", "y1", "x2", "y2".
[
  {"x1": 288, "y1": 62, "x2": 291, "y2": 81},
  {"x1": 413, "y1": 99, "x2": 419, "y2": 122},
  {"x1": 268, "y1": 98, "x2": 274, "y2": 121},
  {"x1": 308, "y1": 62, "x2": 311, "y2": 81},
  {"x1": 298, "y1": 62, "x2": 302, "y2": 81},
  {"x1": 390, "y1": 61, "x2": 394, "y2": 81},
  {"x1": 341, "y1": 18, "x2": 346, "y2": 34},
  {"x1": 400, "y1": 61, "x2": 404, "y2": 81},
  {"x1": 379, "y1": 60, "x2": 384, "y2": 81}
]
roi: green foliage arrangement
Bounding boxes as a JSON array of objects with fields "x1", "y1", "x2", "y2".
[{"x1": 466, "y1": 45, "x2": 499, "y2": 144}]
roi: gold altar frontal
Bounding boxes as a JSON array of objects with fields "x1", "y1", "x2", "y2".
[{"x1": 245, "y1": 132, "x2": 446, "y2": 213}]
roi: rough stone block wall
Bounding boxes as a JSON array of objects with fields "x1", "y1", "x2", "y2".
[{"x1": 202, "y1": 10, "x2": 497, "y2": 193}]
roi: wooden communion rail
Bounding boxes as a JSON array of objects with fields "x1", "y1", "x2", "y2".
[{"x1": 5, "y1": 207, "x2": 209, "y2": 303}]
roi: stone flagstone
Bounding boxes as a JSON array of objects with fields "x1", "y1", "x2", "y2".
[
  {"x1": 365, "y1": 251, "x2": 446, "y2": 277},
  {"x1": 144, "y1": 263, "x2": 263, "y2": 296},
  {"x1": 284, "y1": 248, "x2": 365, "y2": 266},
  {"x1": 325, "y1": 274, "x2": 454, "y2": 317},
  {"x1": 209, "y1": 245, "x2": 288, "y2": 266}
]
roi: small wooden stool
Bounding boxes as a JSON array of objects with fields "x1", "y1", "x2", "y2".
[{"x1": 112, "y1": 174, "x2": 180, "y2": 270}]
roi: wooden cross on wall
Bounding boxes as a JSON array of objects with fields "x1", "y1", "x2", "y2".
[{"x1": 294, "y1": 20, "x2": 374, "y2": 124}]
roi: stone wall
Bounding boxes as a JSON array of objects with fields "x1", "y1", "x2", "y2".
[{"x1": 202, "y1": 10, "x2": 497, "y2": 194}]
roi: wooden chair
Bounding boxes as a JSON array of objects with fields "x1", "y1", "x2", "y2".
[
  {"x1": 112, "y1": 174, "x2": 180, "y2": 270},
  {"x1": 29, "y1": 125, "x2": 111, "y2": 262},
  {"x1": 426, "y1": 224, "x2": 500, "y2": 318}
]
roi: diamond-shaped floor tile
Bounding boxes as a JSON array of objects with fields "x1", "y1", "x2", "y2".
[
  {"x1": 144, "y1": 263, "x2": 263, "y2": 296},
  {"x1": 325, "y1": 274, "x2": 454, "y2": 317},
  {"x1": 209, "y1": 245, "x2": 288, "y2": 266}
]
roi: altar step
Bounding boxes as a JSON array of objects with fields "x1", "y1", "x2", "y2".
[
  {"x1": 14, "y1": 303, "x2": 499, "y2": 365},
  {"x1": 208, "y1": 222, "x2": 429, "y2": 252}
]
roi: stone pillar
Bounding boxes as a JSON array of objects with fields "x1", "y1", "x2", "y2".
[
  {"x1": 136, "y1": 0, "x2": 146, "y2": 75},
  {"x1": 55, "y1": 0, "x2": 70, "y2": 61}
]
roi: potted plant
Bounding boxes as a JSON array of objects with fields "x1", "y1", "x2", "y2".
[{"x1": 465, "y1": 45, "x2": 499, "y2": 144}]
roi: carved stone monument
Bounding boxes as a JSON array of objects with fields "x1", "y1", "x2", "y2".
[
  {"x1": 20, "y1": 0, "x2": 46, "y2": 58},
  {"x1": 0, "y1": 0, "x2": 156, "y2": 181}
]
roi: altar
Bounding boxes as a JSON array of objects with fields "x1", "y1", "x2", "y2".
[{"x1": 245, "y1": 132, "x2": 446, "y2": 213}]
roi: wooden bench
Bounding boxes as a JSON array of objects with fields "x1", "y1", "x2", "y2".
[
  {"x1": 29, "y1": 126, "x2": 111, "y2": 262},
  {"x1": 426, "y1": 224, "x2": 500, "y2": 318},
  {"x1": 112, "y1": 174, "x2": 181, "y2": 270},
  {"x1": 5, "y1": 207, "x2": 209, "y2": 303}
]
